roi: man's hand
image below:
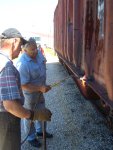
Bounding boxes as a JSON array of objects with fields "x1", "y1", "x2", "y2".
[
  {"x1": 39, "y1": 85, "x2": 51, "y2": 93},
  {"x1": 32, "y1": 108, "x2": 52, "y2": 121}
]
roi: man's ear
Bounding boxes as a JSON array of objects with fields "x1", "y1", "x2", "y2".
[{"x1": 11, "y1": 38, "x2": 16, "y2": 48}]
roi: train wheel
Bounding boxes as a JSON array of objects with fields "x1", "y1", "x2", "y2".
[{"x1": 100, "y1": 100, "x2": 110, "y2": 115}]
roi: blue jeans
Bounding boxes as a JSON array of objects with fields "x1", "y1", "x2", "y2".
[
  {"x1": 23, "y1": 92, "x2": 46, "y2": 141},
  {"x1": 23, "y1": 119, "x2": 47, "y2": 141}
]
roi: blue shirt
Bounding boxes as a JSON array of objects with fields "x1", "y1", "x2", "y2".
[
  {"x1": 0, "y1": 52, "x2": 24, "y2": 112},
  {"x1": 16, "y1": 50, "x2": 46, "y2": 93}
]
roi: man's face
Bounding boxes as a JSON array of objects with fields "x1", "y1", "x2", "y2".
[{"x1": 25, "y1": 44, "x2": 38, "y2": 59}]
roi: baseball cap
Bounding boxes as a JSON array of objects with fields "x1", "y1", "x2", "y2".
[
  {"x1": 28, "y1": 37, "x2": 37, "y2": 44},
  {"x1": 0, "y1": 28, "x2": 27, "y2": 45}
]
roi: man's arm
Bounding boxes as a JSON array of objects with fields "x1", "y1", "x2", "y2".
[
  {"x1": 3, "y1": 100, "x2": 31, "y2": 119},
  {"x1": 3, "y1": 100, "x2": 52, "y2": 121},
  {"x1": 22, "y1": 83, "x2": 51, "y2": 93}
]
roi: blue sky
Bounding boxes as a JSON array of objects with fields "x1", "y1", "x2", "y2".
[{"x1": 0, "y1": 0, "x2": 58, "y2": 35}]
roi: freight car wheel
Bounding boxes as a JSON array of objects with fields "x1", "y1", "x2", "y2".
[
  {"x1": 90, "y1": 99, "x2": 109, "y2": 115},
  {"x1": 99, "y1": 100, "x2": 110, "y2": 115},
  {"x1": 58, "y1": 57, "x2": 63, "y2": 64}
]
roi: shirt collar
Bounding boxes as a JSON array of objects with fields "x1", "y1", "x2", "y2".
[
  {"x1": 0, "y1": 50, "x2": 10, "y2": 60},
  {"x1": 24, "y1": 52, "x2": 38, "y2": 62},
  {"x1": 0, "y1": 50, "x2": 12, "y2": 72}
]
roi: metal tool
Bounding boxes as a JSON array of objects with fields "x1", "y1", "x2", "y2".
[
  {"x1": 50, "y1": 75, "x2": 73, "y2": 88},
  {"x1": 43, "y1": 121, "x2": 46, "y2": 150}
]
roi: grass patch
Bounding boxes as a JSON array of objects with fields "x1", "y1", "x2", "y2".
[{"x1": 44, "y1": 47, "x2": 57, "y2": 57}]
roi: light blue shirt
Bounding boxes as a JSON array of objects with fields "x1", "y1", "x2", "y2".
[{"x1": 16, "y1": 50, "x2": 46, "y2": 93}]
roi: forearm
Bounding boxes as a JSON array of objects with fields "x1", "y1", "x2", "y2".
[
  {"x1": 3, "y1": 100, "x2": 52, "y2": 122},
  {"x1": 22, "y1": 84, "x2": 51, "y2": 93},
  {"x1": 3, "y1": 100, "x2": 31, "y2": 119},
  {"x1": 22, "y1": 84, "x2": 42, "y2": 93}
]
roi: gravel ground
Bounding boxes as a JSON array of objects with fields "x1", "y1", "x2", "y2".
[{"x1": 21, "y1": 53, "x2": 113, "y2": 150}]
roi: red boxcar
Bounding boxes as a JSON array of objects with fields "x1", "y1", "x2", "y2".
[{"x1": 54, "y1": 0, "x2": 113, "y2": 119}]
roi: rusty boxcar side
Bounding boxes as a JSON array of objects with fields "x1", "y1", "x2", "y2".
[{"x1": 54, "y1": 0, "x2": 113, "y2": 114}]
